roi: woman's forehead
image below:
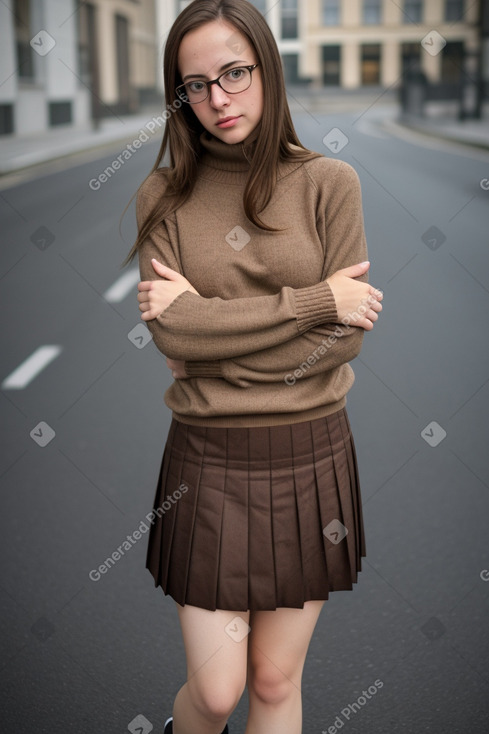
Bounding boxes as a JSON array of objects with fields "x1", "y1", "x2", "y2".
[{"x1": 178, "y1": 20, "x2": 253, "y2": 75}]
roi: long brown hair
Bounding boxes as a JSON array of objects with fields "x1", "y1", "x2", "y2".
[{"x1": 122, "y1": 0, "x2": 320, "y2": 267}]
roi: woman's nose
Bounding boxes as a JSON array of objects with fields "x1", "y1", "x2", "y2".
[{"x1": 208, "y1": 83, "x2": 230, "y2": 108}]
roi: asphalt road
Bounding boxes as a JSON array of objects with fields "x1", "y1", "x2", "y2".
[{"x1": 1, "y1": 100, "x2": 489, "y2": 734}]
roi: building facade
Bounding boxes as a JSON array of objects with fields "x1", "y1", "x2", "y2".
[
  {"x1": 0, "y1": 0, "x2": 484, "y2": 137},
  {"x1": 157, "y1": 0, "x2": 482, "y2": 92},
  {"x1": 0, "y1": 0, "x2": 159, "y2": 137},
  {"x1": 299, "y1": 0, "x2": 481, "y2": 92}
]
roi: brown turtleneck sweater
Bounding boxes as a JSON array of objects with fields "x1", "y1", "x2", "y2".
[{"x1": 136, "y1": 130, "x2": 368, "y2": 428}]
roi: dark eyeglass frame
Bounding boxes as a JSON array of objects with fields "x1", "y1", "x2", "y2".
[{"x1": 175, "y1": 64, "x2": 260, "y2": 104}]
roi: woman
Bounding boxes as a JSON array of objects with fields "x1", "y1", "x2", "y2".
[{"x1": 123, "y1": 1, "x2": 383, "y2": 733}]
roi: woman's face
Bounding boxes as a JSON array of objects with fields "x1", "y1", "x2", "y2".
[{"x1": 177, "y1": 20, "x2": 264, "y2": 144}]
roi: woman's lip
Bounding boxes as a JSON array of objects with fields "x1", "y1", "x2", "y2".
[{"x1": 216, "y1": 116, "x2": 241, "y2": 128}]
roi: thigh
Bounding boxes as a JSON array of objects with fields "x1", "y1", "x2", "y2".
[
  {"x1": 247, "y1": 601, "x2": 325, "y2": 684},
  {"x1": 176, "y1": 601, "x2": 250, "y2": 688}
]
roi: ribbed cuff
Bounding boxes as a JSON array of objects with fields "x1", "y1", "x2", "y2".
[
  {"x1": 184, "y1": 360, "x2": 223, "y2": 378},
  {"x1": 294, "y1": 281, "x2": 338, "y2": 332}
]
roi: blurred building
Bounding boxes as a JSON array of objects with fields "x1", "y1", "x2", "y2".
[
  {"x1": 1, "y1": 0, "x2": 486, "y2": 137},
  {"x1": 0, "y1": 0, "x2": 159, "y2": 137},
  {"x1": 258, "y1": 0, "x2": 481, "y2": 92},
  {"x1": 159, "y1": 1, "x2": 485, "y2": 100}
]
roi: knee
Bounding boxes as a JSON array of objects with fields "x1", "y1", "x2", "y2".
[
  {"x1": 188, "y1": 677, "x2": 245, "y2": 721},
  {"x1": 249, "y1": 664, "x2": 298, "y2": 706}
]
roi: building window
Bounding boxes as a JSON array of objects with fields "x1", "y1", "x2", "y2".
[
  {"x1": 403, "y1": 0, "x2": 423, "y2": 23},
  {"x1": 361, "y1": 44, "x2": 381, "y2": 84},
  {"x1": 322, "y1": 0, "x2": 340, "y2": 26},
  {"x1": 401, "y1": 42, "x2": 422, "y2": 74},
  {"x1": 115, "y1": 14, "x2": 131, "y2": 111},
  {"x1": 0, "y1": 104, "x2": 14, "y2": 135},
  {"x1": 441, "y1": 41, "x2": 464, "y2": 83},
  {"x1": 282, "y1": 54, "x2": 300, "y2": 83},
  {"x1": 14, "y1": 0, "x2": 34, "y2": 78},
  {"x1": 322, "y1": 45, "x2": 341, "y2": 85},
  {"x1": 49, "y1": 101, "x2": 72, "y2": 126},
  {"x1": 281, "y1": 0, "x2": 298, "y2": 39},
  {"x1": 363, "y1": 0, "x2": 382, "y2": 25},
  {"x1": 249, "y1": 0, "x2": 268, "y2": 15},
  {"x1": 76, "y1": 2, "x2": 92, "y2": 85},
  {"x1": 445, "y1": 0, "x2": 464, "y2": 22}
]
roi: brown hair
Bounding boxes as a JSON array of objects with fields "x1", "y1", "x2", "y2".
[{"x1": 122, "y1": 0, "x2": 320, "y2": 267}]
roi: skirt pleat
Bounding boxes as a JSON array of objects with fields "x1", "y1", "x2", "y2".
[{"x1": 145, "y1": 408, "x2": 366, "y2": 611}]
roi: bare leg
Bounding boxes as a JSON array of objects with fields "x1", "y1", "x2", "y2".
[
  {"x1": 244, "y1": 600, "x2": 325, "y2": 734},
  {"x1": 172, "y1": 602, "x2": 250, "y2": 734}
]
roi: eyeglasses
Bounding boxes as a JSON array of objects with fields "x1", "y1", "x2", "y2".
[{"x1": 175, "y1": 64, "x2": 260, "y2": 104}]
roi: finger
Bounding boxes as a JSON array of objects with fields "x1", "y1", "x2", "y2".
[
  {"x1": 151, "y1": 259, "x2": 180, "y2": 279},
  {"x1": 137, "y1": 281, "x2": 154, "y2": 291},
  {"x1": 364, "y1": 317, "x2": 376, "y2": 330},
  {"x1": 338, "y1": 261, "x2": 370, "y2": 279},
  {"x1": 368, "y1": 286, "x2": 383, "y2": 300},
  {"x1": 356, "y1": 317, "x2": 373, "y2": 331},
  {"x1": 142, "y1": 306, "x2": 161, "y2": 320}
]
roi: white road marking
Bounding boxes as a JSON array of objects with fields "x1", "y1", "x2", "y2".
[
  {"x1": 2, "y1": 345, "x2": 62, "y2": 389},
  {"x1": 103, "y1": 268, "x2": 140, "y2": 303}
]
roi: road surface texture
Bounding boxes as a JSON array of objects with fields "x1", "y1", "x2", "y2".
[{"x1": 1, "y1": 94, "x2": 489, "y2": 733}]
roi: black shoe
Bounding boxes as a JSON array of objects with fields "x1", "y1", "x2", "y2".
[{"x1": 163, "y1": 717, "x2": 229, "y2": 733}]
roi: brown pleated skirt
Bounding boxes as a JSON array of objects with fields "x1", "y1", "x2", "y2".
[{"x1": 145, "y1": 407, "x2": 366, "y2": 611}]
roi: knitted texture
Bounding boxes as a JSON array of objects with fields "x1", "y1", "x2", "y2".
[{"x1": 136, "y1": 130, "x2": 368, "y2": 427}]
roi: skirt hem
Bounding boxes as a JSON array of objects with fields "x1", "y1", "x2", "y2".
[
  {"x1": 145, "y1": 408, "x2": 366, "y2": 612},
  {"x1": 146, "y1": 567, "x2": 365, "y2": 612}
]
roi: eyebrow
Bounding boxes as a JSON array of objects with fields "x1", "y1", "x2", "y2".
[{"x1": 182, "y1": 60, "x2": 249, "y2": 82}]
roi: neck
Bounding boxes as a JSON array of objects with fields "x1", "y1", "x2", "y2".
[
  {"x1": 199, "y1": 123, "x2": 261, "y2": 172},
  {"x1": 196, "y1": 123, "x2": 312, "y2": 184}
]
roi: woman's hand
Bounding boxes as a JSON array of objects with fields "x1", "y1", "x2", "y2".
[
  {"x1": 138, "y1": 260, "x2": 200, "y2": 321},
  {"x1": 326, "y1": 261, "x2": 383, "y2": 331},
  {"x1": 166, "y1": 357, "x2": 189, "y2": 380}
]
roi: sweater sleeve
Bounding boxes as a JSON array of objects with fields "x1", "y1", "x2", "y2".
[
  {"x1": 136, "y1": 175, "x2": 339, "y2": 361},
  {"x1": 183, "y1": 322, "x2": 362, "y2": 384},
  {"x1": 183, "y1": 161, "x2": 368, "y2": 384}
]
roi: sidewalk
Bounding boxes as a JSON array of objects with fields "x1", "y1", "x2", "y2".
[
  {"x1": 0, "y1": 105, "x2": 165, "y2": 176},
  {"x1": 396, "y1": 102, "x2": 489, "y2": 151},
  {"x1": 1, "y1": 90, "x2": 398, "y2": 177},
  {"x1": 0, "y1": 94, "x2": 488, "y2": 179},
  {"x1": 287, "y1": 88, "x2": 489, "y2": 151}
]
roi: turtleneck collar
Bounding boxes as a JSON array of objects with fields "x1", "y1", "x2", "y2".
[
  {"x1": 199, "y1": 122, "x2": 261, "y2": 173},
  {"x1": 197, "y1": 124, "x2": 307, "y2": 185}
]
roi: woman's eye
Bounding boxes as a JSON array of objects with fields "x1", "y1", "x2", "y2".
[
  {"x1": 188, "y1": 81, "x2": 205, "y2": 93},
  {"x1": 227, "y1": 69, "x2": 245, "y2": 81}
]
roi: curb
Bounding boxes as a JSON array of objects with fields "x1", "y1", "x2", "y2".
[
  {"x1": 0, "y1": 130, "x2": 161, "y2": 177},
  {"x1": 393, "y1": 115, "x2": 489, "y2": 152},
  {"x1": 0, "y1": 132, "x2": 162, "y2": 191}
]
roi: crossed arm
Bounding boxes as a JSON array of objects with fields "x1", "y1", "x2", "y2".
[{"x1": 136, "y1": 163, "x2": 383, "y2": 384}]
